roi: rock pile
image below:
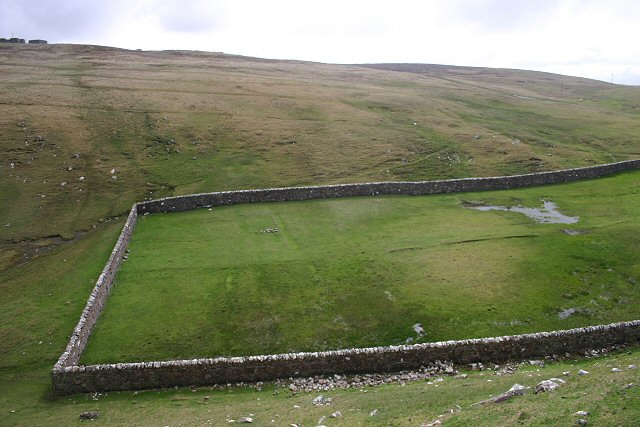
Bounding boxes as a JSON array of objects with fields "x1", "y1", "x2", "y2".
[
  {"x1": 276, "y1": 361, "x2": 456, "y2": 393},
  {"x1": 79, "y1": 411, "x2": 99, "y2": 420}
]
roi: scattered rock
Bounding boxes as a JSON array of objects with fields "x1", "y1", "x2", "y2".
[
  {"x1": 445, "y1": 404, "x2": 462, "y2": 414},
  {"x1": 330, "y1": 411, "x2": 342, "y2": 418},
  {"x1": 237, "y1": 416, "x2": 253, "y2": 423},
  {"x1": 611, "y1": 367, "x2": 622, "y2": 372},
  {"x1": 496, "y1": 364, "x2": 518, "y2": 376},
  {"x1": 585, "y1": 349, "x2": 601, "y2": 358},
  {"x1": 369, "y1": 409, "x2": 378, "y2": 416},
  {"x1": 79, "y1": 411, "x2": 99, "y2": 420},
  {"x1": 312, "y1": 395, "x2": 331, "y2": 406},
  {"x1": 472, "y1": 383, "x2": 526, "y2": 406},
  {"x1": 563, "y1": 371, "x2": 571, "y2": 376},
  {"x1": 421, "y1": 419, "x2": 441, "y2": 427},
  {"x1": 574, "y1": 411, "x2": 590, "y2": 417},
  {"x1": 529, "y1": 360, "x2": 545, "y2": 367},
  {"x1": 535, "y1": 380, "x2": 562, "y2": 394},
  {"x1": 576, "y1": 419, "x2": 588, "y2": 426},
  {"x1": 562, "y1": 229, "x2": 589, "y2": 235},
  {"x1": 79, "y1": 176, "x2": 85, "y2": 181},
  {"x1": 72, "y1": 153, "x2": 80, "y2": 159},
  {"x1": 578, "y1": 369, "x2": 589, "y2": 376},
  {"x1": 628, "y1": 364, "x2": 638, "y2": 370},
  {"x1": 277, "y1": 362, "x2": 456, "y2": 393}
]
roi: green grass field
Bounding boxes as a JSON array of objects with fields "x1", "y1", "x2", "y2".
[{"x1": 81, "y1": 170, "x2": 640, "y2": 364}]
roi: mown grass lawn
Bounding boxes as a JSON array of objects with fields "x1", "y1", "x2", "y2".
[{"x1": 81, "y1": 170, "x2": 640, "y2": 364}]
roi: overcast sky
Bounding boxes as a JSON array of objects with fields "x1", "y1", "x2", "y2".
[{"x1": 2, "y1": 0, "x2": 639, "y2": 84}]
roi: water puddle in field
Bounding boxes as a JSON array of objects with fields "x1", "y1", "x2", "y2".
[
  {"x1": 558, "y1": 308, "x2": 577, "y2": 319},
  {"x1": 464, "y1": 200, "x2": 579, "y2": 224}
]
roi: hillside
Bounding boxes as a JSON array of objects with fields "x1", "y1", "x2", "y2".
[
  {"x1": 1, "y1": 43, "x2": 639, "y2": 425},
  {"x1": 2, "y1": 44, "x2": 640, "y2": 260}
]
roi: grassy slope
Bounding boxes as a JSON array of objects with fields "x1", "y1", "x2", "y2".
[
  {"x1": 1, "y1": 43, "x2": 639, "y2": 424},
  {"x1": 81, "y1": 171, "x2": 640, "y2": 363},
  {"x1": 3, "y1": 348, "x2": 639, "y2": 426},
  {"x1": 2, "y1": 45, "x2": 640, "y2": 248}
]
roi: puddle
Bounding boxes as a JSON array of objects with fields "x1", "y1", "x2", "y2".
[
  {"x1": 464, "y1": 200, "x2": 579, "y2": 224},
  {"x1": 558, "y1": 307, "x2": 577, "y2": 319}
]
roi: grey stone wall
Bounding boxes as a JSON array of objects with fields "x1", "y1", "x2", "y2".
[
  {"x1": 52, "y1": 321, "x2": 640, "y2": 394},
  {"x1": 53, "y1": 205, "x2": 138, "y2": 370},
  {"x1": 52, "y1": 160, "x2": 640, "y2": 395},
  {"x1": 137, "y1": 160, "x2": 640, "y2": 214}
]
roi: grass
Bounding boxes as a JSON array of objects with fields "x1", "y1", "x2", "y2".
[
  {"x1": 81, "y1": 170, "x2": 640, "y2": 364},
  {"x1": 3, "y1": 346, "x2": 639, "y2": 426},
  {"x1": 1, "y1": 43, "x2": 639, "y2": 424}
]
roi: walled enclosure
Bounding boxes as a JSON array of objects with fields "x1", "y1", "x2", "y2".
[{"x1": 52, "y1": 160, "x2": 640, "y2": 395}]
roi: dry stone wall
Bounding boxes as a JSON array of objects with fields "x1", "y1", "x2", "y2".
[
  {"x1": 136, "y1": 160, "x2": 640, "y2": 214},
  {"x1": 53, "y1": 205, "x2": 138, "y2": 370},
  {"x1": 52, "y1": 160, "x2": 640, "y2": 395},
  {"x1": 52, "y1": 321, "x2": 640, "y2": 394}
]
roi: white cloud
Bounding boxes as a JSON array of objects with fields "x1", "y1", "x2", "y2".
[
  {"x1": 1, "y1": 0, "x2": 639, "y2": 84},
  {"x1": 0, "y1": 0, "x2": 120, "y2": 40}
]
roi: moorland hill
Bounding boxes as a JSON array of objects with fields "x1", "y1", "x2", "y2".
[{"x1": 1, "y1": 43, "x2": 639, "y2": 425}]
